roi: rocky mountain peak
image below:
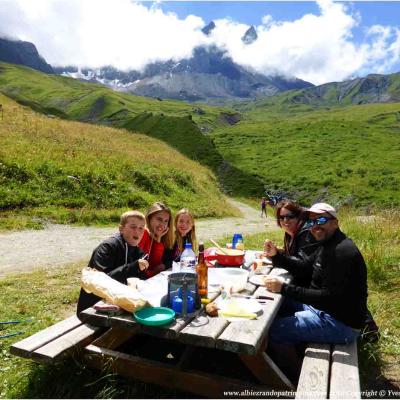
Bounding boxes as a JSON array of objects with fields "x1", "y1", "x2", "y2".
[
  {"x1": 0, "y1": 37, "x2": 53, "y2": 74},
  {"x1": 242, "y1": 26, "x2": 258, "y2": 45}
]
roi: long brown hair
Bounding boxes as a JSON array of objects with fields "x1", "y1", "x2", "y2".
[
  {"x1": 145, "y1": 202, "x2": 173, "y2": 249},
  {"x1": 174, "y1": 208, "x2": 197, "y2": 253},
  {"x1": 275, "y1": 200, "x2": 306, "y2": 254}
]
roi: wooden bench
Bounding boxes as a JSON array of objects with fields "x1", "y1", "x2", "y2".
[
  {"x1": 10, "y1": 315, "x2": 103, "y2": 364},
  {"x1": 296, "y1": 341, "x2": 360, "y2": 399}
]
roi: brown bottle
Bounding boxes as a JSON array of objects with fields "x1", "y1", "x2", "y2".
[{"x1": 196, "y1": 242, "x2": 208, "y2": 298}]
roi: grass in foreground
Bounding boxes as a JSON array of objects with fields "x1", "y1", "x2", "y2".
[{"x1": 0, "y1": 210, "x2": 399, "y2": 398}]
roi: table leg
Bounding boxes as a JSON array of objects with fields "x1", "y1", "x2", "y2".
[{"x1": 239, "y1": 351, "x2": 295, "y2": 390}]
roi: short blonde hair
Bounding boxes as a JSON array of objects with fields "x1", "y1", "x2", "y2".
[{"x1": 120, "y1": 210, "x2": 145, "y2": 227}]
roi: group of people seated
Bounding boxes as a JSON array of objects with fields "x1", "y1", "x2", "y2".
[
  {"x1": 77, "y1": 202, "x2": 197, "y2": 313},
  {"x1": 76, "y1": 198, "x2": 378, "y2": 383}
]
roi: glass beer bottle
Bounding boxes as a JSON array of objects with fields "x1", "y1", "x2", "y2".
[{"x1": 196, "y1": 242, "x2": 208, "y2": 298}]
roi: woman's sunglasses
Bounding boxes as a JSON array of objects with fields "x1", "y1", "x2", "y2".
[
  {"x1": 279, "y1": 213, "x2": 297, "y2": 221},
  {"x1": 305, "y1": 216, "x2": 334, "y2": 228}
]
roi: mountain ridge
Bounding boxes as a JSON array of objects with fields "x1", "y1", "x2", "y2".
[{"x1": 0, "y1": 37, "x2": 53, "y2": 74}]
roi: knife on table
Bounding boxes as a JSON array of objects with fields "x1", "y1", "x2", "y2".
[{"x1": 231, "y1": 294, "x2": 274, "y2": 301}]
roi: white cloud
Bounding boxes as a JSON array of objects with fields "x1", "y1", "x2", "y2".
[
  {"x1": 0, "y1": 0, "x2": 206, "y2": 70},
  {"x1": 0, "y1": 0, "x2": 399, "y2": 84}
]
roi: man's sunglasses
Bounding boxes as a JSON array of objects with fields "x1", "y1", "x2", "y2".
[
  {"x1": 279, "y1": 213, "x2": 297, "y2": 221},
  {"x1": 305, "y1": 216, "x2": 334, "y2": 228}
]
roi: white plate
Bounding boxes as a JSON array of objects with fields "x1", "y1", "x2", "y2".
[
  {"x1": 216, "y1": 297, "x2": 262, "y2": 321},
  {"x1": 254, "y1": 264, "x2": 272, "y2": 275},
  {"x1": 249, "y1": 274, "x2": 267, "y2": 286}
]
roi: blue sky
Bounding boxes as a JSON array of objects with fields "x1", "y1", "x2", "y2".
[
  {"x1": 159, "y1": 1, "x2": 400, "y2": 45},
  {"x1": 1, "y1": 0, "x2": 399, "y2": 85}
]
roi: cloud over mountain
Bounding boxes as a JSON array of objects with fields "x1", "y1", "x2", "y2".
[{"x1": 0, "y1": 0, "x2": 399, "y2": 85}]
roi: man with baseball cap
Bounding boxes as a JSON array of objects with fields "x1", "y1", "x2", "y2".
[{"x1": 263, "y1": 202, "x2": 368, "y2": 382}]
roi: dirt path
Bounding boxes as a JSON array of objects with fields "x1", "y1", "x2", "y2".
[{"x1": 0, "y1": 199, "x2": 276, "y2": 278}]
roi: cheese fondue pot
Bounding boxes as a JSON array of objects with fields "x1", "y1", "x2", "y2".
[{"x1": 205, "y1": 248, "x2": 245, "y2": 266}]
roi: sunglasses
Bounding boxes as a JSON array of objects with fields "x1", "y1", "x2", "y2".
[
  {"x1": 279, "y1": 213, "x2": 297, "y2": 221},
  {"x1": 305, "y1": 216, "x2": 334, "y2": 228}
]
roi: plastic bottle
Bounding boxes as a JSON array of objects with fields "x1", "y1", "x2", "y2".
[
  {"x1": 180, "y1": 242, "x2": 197, "y2": 272},
  {"x1": 232, "y1": 233, "x2": 244, "y2": 250}
]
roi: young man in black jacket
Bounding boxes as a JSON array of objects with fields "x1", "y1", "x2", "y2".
[
  {"x1": 77, "y1": 210, "x2": 149, "y2": 314},
  {"x1": 263, "y1": 203, "x2": 368, "y2": 380}
]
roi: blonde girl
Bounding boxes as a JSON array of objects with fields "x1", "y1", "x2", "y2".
[{"x1": 173, "y1": 208, "x2": 197, "y2": 261}]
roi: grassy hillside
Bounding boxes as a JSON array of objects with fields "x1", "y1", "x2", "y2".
[
  {"x1": 1, "y1": 62, "x2": 400, "y2": 208},
  {"x1": 0, "y1": 62, "x2": 265, "y2": 196},
  {"x1": 0, "y1": 93, "x2": 238, "y2": 230},
  {"x1": 212, "y1": 102, "x2": 400, "y2": 207}
]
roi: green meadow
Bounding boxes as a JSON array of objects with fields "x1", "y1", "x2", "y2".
[
  {"x1": 0, "y1": 62, "x2": 264, "y2": 197},
  {"x1": 212, "y1": 101, "x2": 400, "y2": 208}
]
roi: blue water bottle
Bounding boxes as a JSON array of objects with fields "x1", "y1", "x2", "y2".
[{"x1": 232, "y1": 233, "x2": 244, "y2": 250}]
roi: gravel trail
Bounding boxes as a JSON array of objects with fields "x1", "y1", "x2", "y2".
[{"x1": 0, "y1": 199, "x2": 276, "y2": 278}]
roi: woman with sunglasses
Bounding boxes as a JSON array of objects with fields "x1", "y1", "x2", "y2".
[{"x1": 273, "y1": 201, "x2": 318, "y2": 287}]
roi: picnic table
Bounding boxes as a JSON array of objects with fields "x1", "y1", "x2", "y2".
[{"x1": 77, "y1": 259, "x2": 294, "y2": 397}]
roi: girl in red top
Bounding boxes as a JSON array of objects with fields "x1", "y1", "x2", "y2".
[{"x1": 139, "y1": 202, "x2": 174, "y2": 278}]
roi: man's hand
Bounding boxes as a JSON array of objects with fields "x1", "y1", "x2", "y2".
[
  {"x1": 138, "y1": 259, "x2": 149, "y2": 271},
  {"x1": 264, "y1": 239, "x2": 278, "y2": 257},
  {"x1": 263, "y1": 276, "x2": 284, "y2": 293}
]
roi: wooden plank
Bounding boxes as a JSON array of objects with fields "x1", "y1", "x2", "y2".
[
  {"x1": 330, "y1": 341, "x2": 360, "y2": 399},
  {"x1": 83, "y1": 343, "x2": 275, "y2": 398},
  {"x1": 107, "y1": 308, "x2": 202, "y2": 339},
  {"x1": 179, "y1": 311, "x2": 229, "y2": 348},
  {"x1": 31, "y1": 323, "x2": 102, "y2": 364},
  {"x1": 79, "y1": 307, "x2": 112, "y2": 327},
  {"x1": 240, "y1": 351, "x2": 295, "y2": 390},
  {"x1": 179, "y1": 278, "x2": 258, "y2": 349},
  {"x1": 296, "y1": 343, "x2": 331, "y2": 399},
  {"x1": 10, "y1": 315, "x2": 82, "y2": 359},
  {"x1": 215, "y1": 275, "x2": 287, "y2": 355},
  {"x1": 91, "y1": 326, "x2": 138, "y2": 350}
]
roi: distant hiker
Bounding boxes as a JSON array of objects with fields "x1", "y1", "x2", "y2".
[
  {"x1": 77, "y1": 210, "x2": 149, "y2": 314},
  {"x1": 261, "y1": 197, "x2": 267, "y2": 218},
  {"x1": 263, "y1": 202, "x2": 370, "y2": 382}
]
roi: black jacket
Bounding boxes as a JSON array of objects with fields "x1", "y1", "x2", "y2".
[
  {"x1": 77, "y1": 233, "x2": 147, "y2": 314},
  {"x1": 282, "y1": 225, "x2": 319, "y2": 286},
  {"x1": 272, "y1": 229, "x2": 368, "y2": 329}
]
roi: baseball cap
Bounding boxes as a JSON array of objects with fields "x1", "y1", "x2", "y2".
[{"x1": 307, "y1": 203, "x2": 337, "y2": 219}]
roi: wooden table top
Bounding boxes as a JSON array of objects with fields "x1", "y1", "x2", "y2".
[{"x1": 79, "y1": 266, "x2": 291, "y2": 356}]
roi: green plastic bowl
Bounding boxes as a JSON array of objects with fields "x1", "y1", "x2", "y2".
[{"x1": 134, "y1": 307, "x2": 175, "y2": 326}]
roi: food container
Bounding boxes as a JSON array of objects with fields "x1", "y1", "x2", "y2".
[
  {"x1": 216, "y1": 268, "x2": 249, "y2": 292},
  {"x1": 205, "y1": 248, "x2": 245, "y2": 266}
]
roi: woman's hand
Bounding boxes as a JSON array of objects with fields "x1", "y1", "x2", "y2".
[
  {"x1": 153, "y1": 226, "x2": 169, "y2": 242},
  {"x1": 263, "y1": 239, "x2": 278, "y2": 257},
  {"x1": 138, "y1": 259, "x2": 149, "y2": 271}
]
